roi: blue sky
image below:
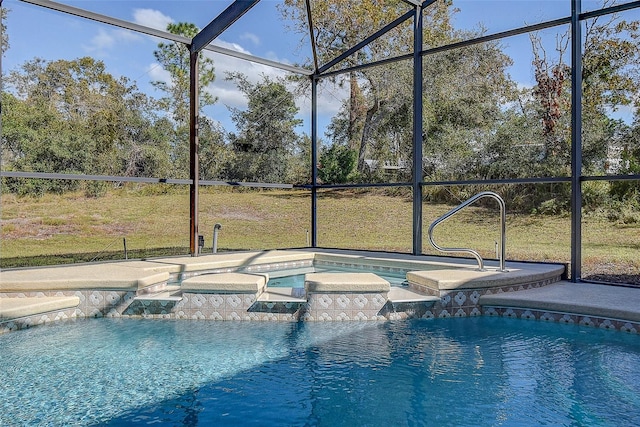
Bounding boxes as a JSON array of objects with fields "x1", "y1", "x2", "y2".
[
  {"x1": 2, "y1": 0, "x2": 637, "y2": 134},
  {"x1": 3, "y1": 0, "x2": 322, "y2": 133}
]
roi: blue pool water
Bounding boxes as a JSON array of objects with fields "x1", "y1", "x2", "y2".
[
  {"x1": 1, "y1": 317, "x2": 640, "y2": 426},
  {"x1": 265, "y1": 265, "x2": 409, "y2": 287}
]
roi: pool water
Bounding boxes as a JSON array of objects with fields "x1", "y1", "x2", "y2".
[
  {"x1": 1, "y1": 317, "x2": 639, "y2": 426},
  {"x1": 265, "y1": 265, "x2": 408, "y2": 287}
]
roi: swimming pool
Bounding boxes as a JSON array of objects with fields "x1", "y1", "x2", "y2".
[
  {"x1": 0, "y1": 249, "x2": 570, "y2": 326},
  {"x1": 1, "y1": 317, "x2": 639, "y2": 426}
]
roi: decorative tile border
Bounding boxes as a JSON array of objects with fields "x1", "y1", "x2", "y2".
[
  {"x1": 405, "y1": 276, "x2": 561, "y2": 319},
  {"x1": 483, "y1": 307, "x2": 640, "y2": 333},
  {"x1": 301, "y1": 292, "x2": 388, "y2": 321},
  {"x1": 3, "y1": 266, "x2": 638, "y2": 334},
  {"x1": 0, "y1": 273, "x2": 584, "y2": 330},
  {"x1": 382, "y1": 301, "x2": 436, "y2": 321},
  {"x1": 0, "y1": 308, "x2": 80, "y2": 334}
]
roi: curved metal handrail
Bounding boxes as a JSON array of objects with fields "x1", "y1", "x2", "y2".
[{"x1": 428, "y1": 191, "x2": 507, "y2": 272}]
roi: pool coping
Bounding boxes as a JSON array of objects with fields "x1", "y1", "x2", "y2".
[
  {"x1": 407, "y1": 264, "x2": 566, "y2": 290},
  {"x1": 1, "y1": 249, "x2": 638, "y2": 333},
  {"x1": 0, "y1": 296, "x2": 80, "y2": 321},
  {"x1": 304, "y1": 272, "x2": 390, "y2": 293},
  {"x1": 181, "y1": 272, "x2": 269, "y2": 293},
  {"x1": 480, "y1": 281, "x2": 640, "y2": 324}
]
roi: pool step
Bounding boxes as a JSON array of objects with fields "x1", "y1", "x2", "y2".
[
  {"x1": 0, "y1": 296, "x2": 81, "y2": 321},
  {"x1": 133, "y1": 285, "x2": 183, "y2": 302},
  {"x1": 258, "y1": 287, "x2": 307, "y2": 303},
  {"x1": 387, "y1": 286, "x2": 439, "y2": 304}
]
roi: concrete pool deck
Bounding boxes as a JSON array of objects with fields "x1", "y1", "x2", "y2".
[
  {"x1": 1, "y1": 249, "x2": 639, "y2": 332},
  {"x1": 480, "y1": 281, "x2": 640, "y2": 324}
]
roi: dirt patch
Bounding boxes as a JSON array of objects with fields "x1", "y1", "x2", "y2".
[
  {"x1": 583, "y1": 261, "x2": 640, "y2": 286},
  {"x1": 1, "y1": 217, "x2": 79, "y2": 240},
  {"x1": 582, "y1": 274, "x2": 640, "y2": 286},
  {"x1": 1, "y1": 217, "x2": 135, "y2": 240}
]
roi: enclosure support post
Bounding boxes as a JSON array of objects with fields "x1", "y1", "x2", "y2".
[
  {"x1": 189, "y1": 50, "x2": 200, "y2": 256},
  {"x1": 0, "y1": 1, "x2": 3, "y2": 251},
  {"x1": 310, "y1": 75, "x2": 318, "y2": 248},
  {"x1": 412, "y1": 5, "x2": 424, "y2": 255},
  {"x1": 570, "y1": 0, "x2": 582, "y2": 281}
]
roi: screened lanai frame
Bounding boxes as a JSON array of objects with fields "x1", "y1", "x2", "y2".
[{"x1": 3, "y1": 0, "x2": 640, "y2": 284}]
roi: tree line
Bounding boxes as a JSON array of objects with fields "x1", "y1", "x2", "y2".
[
  {"x1": 1, "y1": 2, "x2": 640, "y2": 217},
  {"x1": 1, "y1": 21, "x2": 306, "y2": 196}
]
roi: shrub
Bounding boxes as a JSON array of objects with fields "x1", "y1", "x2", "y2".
[{"x1": 318, "y1": 144, "x2": 357, "y2": 184}]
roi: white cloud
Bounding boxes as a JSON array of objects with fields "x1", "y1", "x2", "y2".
[
  {"x1": 205, "y1": 40, "x2": 290, "y2": 109},
  {"x1": 304, "y1": 79, "x2": 348, "y2": 119},
  {"x1": 146, "y1": 62, "x2": 172, "y2": 87},
  {"x1": 239, "y1": 32, "x2": 261, "y2": 46},
  {"x1": 82, "y1": 8, "x2": 169, "y2": 56},
  {"x1": 83, "y1": 28, "x2": 141, "y2": 55},
  {"x1": 87, "y1": 28, "x2": 115, "y2": 51},
  {"x1": 132, "y1": 9, "x2": 174, "y2": 31},
  {"x1": 142, "y1": 34, "x2": 344, "y2": 133},
  {"x1": 206, "y1": 85, "x2": 247, "y2": 109},
  {"x1": 200, "y1": 39, "x2": 346, "y2": 134},
  {"x1": 142, "y1": 40, "x2": 273, "y2": 110},
  {"x1": 211, "y1": 40, "x2": 253, "y2": 56}
]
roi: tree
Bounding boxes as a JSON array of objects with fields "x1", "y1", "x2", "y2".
[
  {"x1": 226, "y1": 73, "x2": 302, "y2": 183},
  {"x1": 286, "y1": 134, "x2": 313, "y2": 185},
  {"x1": 282, "y1": 0, "x2": 456, "y2": 173},
  {"x1": 528, "y1": 32, "x2": 573, "y2": 177},
  {"x1": 1, "y1": 90, "x2": 82, "y2": 195},
  {"x1": 325, "y1": 60, "x2": 415, "y2": 182},
  {"x1": 282, "y1": 0, "x2": 516, "y2": 182},
  {"x1": 610, "y1": 113, "x2": 640, "y2": 202},
  {"x1": 318, "y1": 143, "x2": 357, "y2": 184},
  {"x1": 151, "y1": 22, "x2": 217, "y2": 126},
  {"x1": 418, "y1": 36, "x2": 516, "y2": 184},
  {"x1": 319, "y1": 28, "x2": 515, "y2": 184},
  {"x1": 473, "y1": 3, "x2": 640, "y2": 212},
  {"x1": 2, "y1": 57, "x2": 166, "y2": 195},
  {"x1": 1, "y1": 7, "x2": 8, "y2": 54},
  {"x1": 152, "y1": 22, "x2": 222, "y2": 178},
  {"x1": 119, "y1": 114, "x2": 174, "y2": 180},
  {"x1": 582, "y1": 9, "x2": 640, "y2": 175},
  {"x1": 198, "y1": 116, "x2": 231, "y2": 181},
  {"x1": 528, "y1": 6, "x2": 640, "y2": 177}
]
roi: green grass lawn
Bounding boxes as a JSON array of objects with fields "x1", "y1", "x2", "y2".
[{"x1": 1, "y1": 186, "x2": 638, "y2": 283}]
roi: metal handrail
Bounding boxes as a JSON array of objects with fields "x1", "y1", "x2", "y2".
[{"x1": 428, "y1": 191, "x2": 507, "y2": 272}]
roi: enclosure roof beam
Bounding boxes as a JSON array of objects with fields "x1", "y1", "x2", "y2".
[
  {"x1": 20, "y1": 0, "x2": 312, "y2": 76},
  {"x1": 319, "y1": 13, "x2": 572, "y2": 80},
  {"x1": 317, "y1": 9, "x2": 414, "y2": 74},
  {"x1": 581, "y1": 0, "x2": 640, "y2": 19},
  {"x1": 191, "y1": 0, "x2": 260, "y2": 53},
  {"x1": 304, "y1": 0, "x2": 319, "y2": 72},
  {"x1": 204, "y1": 43, "x2": 311, "y2": 75},
  {"x1": 21, "y1": 0, "x2": 190, "y2": 43},
  {"x1": 316, "y1": 0, "x2": 439, "y2": 76}
]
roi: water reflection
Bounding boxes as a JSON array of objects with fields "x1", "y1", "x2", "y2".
[{"x1": 1, "y1": 318, "x2": 639, "y2": 426}]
